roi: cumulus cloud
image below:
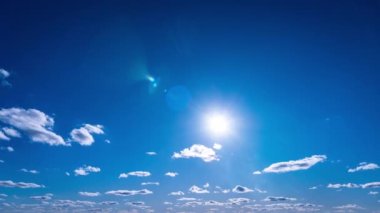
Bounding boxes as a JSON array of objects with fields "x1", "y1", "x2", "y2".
[
  {"x1": 74, "y1": 165, "x2": 101, "y2": 176},
  {"x1": 252, "y1": 170, "x2": 262, "y2": 175},
  {"x1": 70, "y1": 124, "x2": 104, "y2": 146},
  {"x1": 263, "y1": 196, "x2": 297, "y2": 202},
  {"x1": 228, "y1": 198, "x2": 250, "y2": 205},
  {"x1": 0, "y1": 68, "x2": 11, "y2": 86},
  {"x1": 348, "y1": 162, "x2": 379, "y2": 173},
  {"x1": 119, "y1": 171, "x2": 151, "y2": 178},
  {"x1": 105, "y1": 189, "x2": 152, "y2": 196},
  {"x1": 257, "y1": 155, "x2": 327, "y2": 174},
  {"x1": 79, "y1": 192, "x2": 101, "y2": 197},
  {"x1": 189, "y1": 185, "x2": 209, "y2": 194},
  {"x1": 172, "y1": 144, "x2": 219, "y2": 162},
  {"x1": 141, "y1": 182, "x2": 159, "y2": 186},
  {"x1": 0, "y1": 108, "x2": 66, "y2": 146},
  {"x1": 169, "y1": 191, "x2": 185, "y2": 196},
  {"x1": 232, "y1": 185, "x2": 254, "y2": 193},
  {"x1": 20, "y1": 168, "x2": 39, "y2": 174},
  {"x1": 0, "y1": 180, "x2": 44, "y2": 188},
  {"x1": 165, "y1": 172, "x2": 178, "y2": 177}
]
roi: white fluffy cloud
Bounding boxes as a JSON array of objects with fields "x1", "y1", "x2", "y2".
[
  {"x1": 213, "y1": 143, "x2": 222, "y2": 150},
  {"x1": 189, "y1": 185, "x2": 209, "y2": 194},
  {"x1": 232, "y1": 185, "x2": 254, "y2": 193},
  {"x1": 119, "y1": 171, "x2": 151, "y2": 178},
  {"x1": 105, "y1": 189, "x2": 153, "y2": 196},
  {"x1": 74, "y1": 165, "x2": 101, "y2": 176},
  {"x1": 20, "y1": 168, "x2": 39, "y2": 174},
  {"x1": 78, "y1": 192, "x2": 101, "y2": 197},
  {"x1": 0, "y1": 108, "x2": 66, "y2": 146},
  {"x1": 348, "y1": 162, "x2": 379, "y2": 173},
  {"x1": 361, "y1": 182, "x2": 380, "y2": 189},
  {"x1": 70, "y1": 124, "x2": 104, "y2": 146},
  {"x1": 165, "y1": 172, "x2": 178, "y2": 177},
  {"x1": 172, "y1": 144, "x2": 219, "y2": 162},
  {"x1": 0, "y1": 180, "x2": 44, "y2": 188},
  {"x1": 257, "y1": 155, "x2": 327, "y2": 174}
]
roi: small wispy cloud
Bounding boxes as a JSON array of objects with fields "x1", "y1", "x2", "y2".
[
  {"x1": 105, "y1": 189, "x2": 153, "y2": 196},
  {"x1": 30, "y1": 193, "x2": 53, "y2": 201},
  {"x1": 2, "y1": 127, "x2": 21, "y2": 138},
  {"x1": 0, "y1": 68, "x2": 11, "y2": 87},
  {"x1": 119, "y1": 171, "x2": 151, "y2": 178},
  {"x1": 20, "y1": 168, "x2": 39, "y2": 174},
  {"x1": 169, "y1": 191, "x2": 184, "y2": 196},
  {"x1": 263, "y1": 196, "x2": 297, "y2": 202},
  {"x1": 0, "y1": 180, "x2": 44, "y2": 188},
  {"x1": 141, "y1": 182, "x2": 159, "y2": 186},
  {"x1": 255, "y1": 155, "x2": 327, "y2": 174},
  {"x1": 348, "y1": 162, "x2": 379, "y2": 173},
  {"x1": 327, "y1": 182, "x2": 380, "y2": 189},
  {"x1": 146, "y1": 151, "x2": 157, "y2": 156},
  {"x1": 78, "y1": 192, "x2": 101, "y2": 197},
  {"x1": 0, "y1": 146, "x2": 14, "y2": 152},
  {"x1": 165, "y1": 172, "x2": 178, "y2": 177},
  {"x1": 74, "y1": 165, "x2": 101, "y2": 176},
  {"x1": 189, "y1": 185, "x2": 209, "y2": 194}
]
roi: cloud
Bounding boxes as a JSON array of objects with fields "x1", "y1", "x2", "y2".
[
  {"x1": 177, "y1": 197, "x2": 198, "y2": 201},
  {"x1": 0, "y1": 180, "x2": 44, "y2": 188},
  {"x1": 327, "y1": 183, "x2": 360, "y2": 189},
  {"x1": 79, "y1": 192, "x2": 101, "y2": 197},
  {"x1": 141, "y1": 182, "x2": 159, "y2": 186},
  {"x1": 369, "y1": 191, "x2": 378, "y2": 195},
  {"x1": 0, "y1": 160, "x2": 4, "y2": 163},
  {"x1": 252, "y1": 170, "x2": 262, "y2": 175},
  {"x1": 165, "y1": 172, "x2": 178, "y2": 177},
  {"x1": 228, "y1": 198, "x2": 250, "y2": 205},
  {"x1": 213, "y1": 143, "x2": 222, "y2": 150},
  {"x1": 333, "y1": 204, "x2": 364, "y2": 210},
  {"x1": 172, "y1": 144, "x2": 219, "y2": 162},
  {"x1": 70, "y1": 124, "x2": 104, "y2": 146},
  {"x1": 30, "y1": 193, "x2": 53, "y2": 201},
  {"x1": 74, "y1": 165, "x2": 101, "y2": 176},
  {"x1": 258, "y1": 155, "x2": 327, "y2": 174},
  {"x1": 20, "y1": 168, "x2": 39, "y2": 174},
  {"x1": 361, "y1": 182, "x2": 380, "y2": 189},
  {"x1": 105, "y1": 189, "x2": 153, "y2": 196},
  {"x1": 1, "y1": 146, "x2": 14, "y2": 152},
  {"x1": 0, "y1": 108, "x2": 66, "y2": 146},
  {"x1": 2, "y1": 127, "x2": 21, "y2": 138},
  {"x1": 119, "y1": 171, "x2": 151, "y2": 178},
  {"x1": 146, "y1": 151, "x2": 157, "y2": 155},
  {"x1": 0, "y1": 68, "x2": 11, "y2": 86},
  {"x1": 263, "y1": 196, "x2": 297, "y2": 202},
  {"x1": 348, "y1": 162, "x2": 379, "y2": 173},
  {"x1": 169, "y1": 191, "x2": 185, "y2": 196},
  {"x1": 232, "y1": 185, "x2": 254, "y2": 193},
  {"x1": 0, "y1": 131, "x2": 10, "y2": 141},
  {"x1": 327, "y1": 182, "x2": 380, "y2": 189},
  {"x1": 189, "y1": 185, "x2": 209, "y2": 194}
]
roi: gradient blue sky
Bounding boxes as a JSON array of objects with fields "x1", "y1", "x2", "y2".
[{"x1": 1, "y1": 0, "x2": 380, "y2": 212}]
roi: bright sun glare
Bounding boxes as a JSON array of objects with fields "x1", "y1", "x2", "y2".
[{"x1": 204, "y1": 112, "x2": 232, "y2": 138}]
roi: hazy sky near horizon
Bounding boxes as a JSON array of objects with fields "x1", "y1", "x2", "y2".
[{"x1": 1, "y1": 0, "x2": 380, "y2": 212}]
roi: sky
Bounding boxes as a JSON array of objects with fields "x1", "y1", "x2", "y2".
[{"x1": 0, "y1": 0, "x2": 380, "y2": 212}]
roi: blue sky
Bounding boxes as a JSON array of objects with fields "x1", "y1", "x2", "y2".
[{"x1": 1, "y1": 0, "x2": 380, "y2": 212}]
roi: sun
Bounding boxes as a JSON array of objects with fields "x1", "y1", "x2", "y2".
[{"x1": 204, "y1": 112, "x2": 233, "y2": 138}]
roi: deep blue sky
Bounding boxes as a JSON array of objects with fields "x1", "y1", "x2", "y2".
[{"x1": 0, "y1": 0, "x2": 380, "y2": 212}]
